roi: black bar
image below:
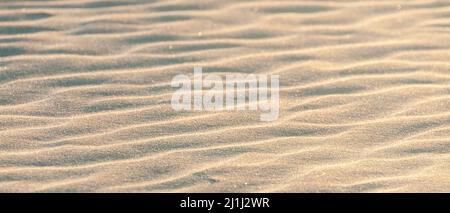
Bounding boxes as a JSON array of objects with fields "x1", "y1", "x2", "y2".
[{"x1": 1, "y1": 193, "x2": 450, "y2": 211}]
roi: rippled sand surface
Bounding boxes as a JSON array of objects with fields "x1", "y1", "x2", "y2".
[{"x1": 0, "y1": 0, "x2": 449, "y2": 192}]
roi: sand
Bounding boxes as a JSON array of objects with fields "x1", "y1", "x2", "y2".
[{"x1": 0, "y1": 0, "x2": 449, "y2": 192}]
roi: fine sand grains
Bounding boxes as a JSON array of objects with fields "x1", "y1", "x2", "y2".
[{"x1": 0, "y1": 0, "x2": 449, "y2": 192}]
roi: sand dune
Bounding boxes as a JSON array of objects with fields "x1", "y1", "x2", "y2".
[{"x1": 0, "y1": 0, "x2": 449, "y2": 192}]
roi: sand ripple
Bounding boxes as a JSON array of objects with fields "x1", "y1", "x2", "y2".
[{"x1": 0, "y1": 0, "x2": 449, "y2": 192}]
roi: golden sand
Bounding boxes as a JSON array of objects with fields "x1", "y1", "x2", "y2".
[{"x1": 0, "y1": 0, "x2": 449, "y2": 192}]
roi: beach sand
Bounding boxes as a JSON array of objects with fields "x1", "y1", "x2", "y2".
[{"x1": 0, "y1": 0, "x2": 449, "y2": 192}]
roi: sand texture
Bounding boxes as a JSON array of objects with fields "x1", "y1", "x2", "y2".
[{"x1": 0, "y1": 0, "x2": 449, "y2": 192}]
